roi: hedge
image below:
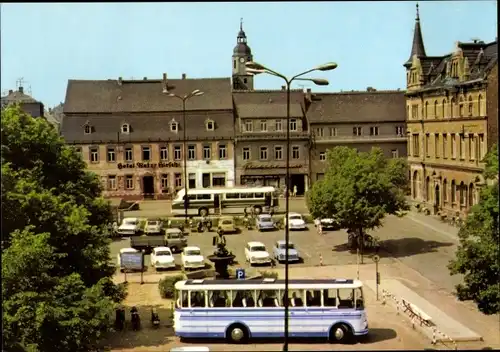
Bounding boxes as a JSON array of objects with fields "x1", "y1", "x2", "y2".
[{"x1": 159, "y1": 274, "x2": 186, "y2": 299}]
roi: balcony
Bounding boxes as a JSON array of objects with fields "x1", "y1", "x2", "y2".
[
  {"x1": 236, "y1": 131, "x2": 310, "y2": 141},
  {"x1": 314, "y1": 134, "x2": 407, "y2": 144}
]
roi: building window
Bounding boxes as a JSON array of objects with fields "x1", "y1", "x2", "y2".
[
  {"x1": 160, "y1": 146, "x2": 168, "y2": 160},
  {"x1": 451, "y1": 180, "x2": 456, "y2": 203},
  {"x1": 206, "y1": 120, "x2": 214, "y2": 131},
  {"x1": 170, "y1": 120, "x2": 178, "y2": 132},
  {"x1": 424, "y1": 102, "x2": 429, "y2": 119},
  {"x1": 391, "y1": 149, "x2": 398, "y2": 158},
  {"x1": 443, "y1": 179, "x2": 448, "y2": 202},
  {"x1": 74, "y1": 146, "x2": 82, "y2": 156},
  {"x1": 203, "y1": 145, "x2": 211, "y2": 159},
  {"x1": 274, "y1": 146, "x2": 283, "y2": 160},
  {"x1": 450, "y1": 98, "x2": 455, "y2": 118},
  {"x1": 434, "y1": 101, "x2": 438, "y2": 118},
  {"x1": 468, "y1": 96, "x2": 473, "y2": 116},
  {"x1": 396, "y1": 126, "x2": 404, "y2": 136},
  {"x1": 468, "y1": 134, "x2": 474, "y2": 161},
  {"x1": 212, "y1": 173, "x2": 226, "y2": 187},
  {"x1": 90, "y1": 147, "x2": 99, "y2": 163},
  {"x1": 443, "y1": 134, "x2": 448, "y2": 158},
  {"x1": 174, "y1": 145, "x2": 182, "y2": 160},
  {"x1": 451, "y1": 134, "x2": 456, "y2": 159},
  {"x1": 142, "y1": 146, "x2": 151, "y2": 161},
  {"x1": 292, "y1": 146, "x2": 300, "y2": 159},
  {"x1": 259, "y1": 147, "x2": 268, "y2": 160},
  {"x1": 478, "y1": 134, "x2": 484, "y2": 159},
  {"x1": 459, "y1": 98, "x2": 464, "y2": 117},
  {"x1": 161, "y1": 174, "x2": 169, "y2": 191},
  {"x1": 260, "y1": 120, "x2": 267, "y2": 132},
  {"x1": 329, "y1": 127, "x2": 337, "y2": 136},
  {"x1": 124, "y1": 147, "x2": 133, "y2": 162},
  {"x1": 353, "y1": 127, "x2": 362, "y2": 136},
  {"x1": 245, "y1": 120, "x2": 253, "y2": 132},
  {"x1": 425, "y1": 134, "x2": 430, "y2": 157},
  {"x1": 188, "y1": 145, "x2": 196, "y2": 160},
  {"x1": 242, "y1": 147, "x2": 251, "y2": 160},
  {"x1": 107, "y1": 146, "x2": 116, "y2": 162},
  {"x1": 370, "y1": 126, "x2": 379, "y2": 136},
  {"x1": 218, "y1": 144, "x2": 227, "y2": 159},
  {"x1": 188, "y1": 173, "x2": 196, "y2": 189},
  {"x1": 125, "y1": 175, "x2": 134, "y2": 190},
  {"x1": 442, "y1": 99, "x2": 447, "y2": 118},
  {"x1": 84, "y1": 124, "x2": 91, "y2": 134},
  {"x1": 412, "y1": 133, "x2": 420, "y2": 157},
  {"x1": 412, "y1": 105, "x2": 419, "y2": 119},
  {"x1": 121, "y1": 123, "x2": 130, "y2": 134},
  {"x1": 319, "y1": 152, "x2": 326, "y2": 161},
  {"x1": 174, "y1": 173, "x2": 182, "y2": 188},
  {"x1": 108, "y1": 175, "x2": 117, "y2": 190},
  {"x1": 478, "y1": 95, "x2": 482, "y2": 116},
  {"x1": 316, "y1": 127, "x2": 324, "y2": 137},
  {"x1": 460, "y1": 134, "x2": 465, "y2": 159},
  {"x1": 459, "y1": 182, "x2": 466, "y2": 206},
  {"x1": 275, "y1": 119, "x2": 282, "y2": 131},
  {"x1": 434, "y1": 134, "x2": 440, "y2": 158},
  {"x1": 289, "y1": 119, "x2": 297, "y2": 132}
]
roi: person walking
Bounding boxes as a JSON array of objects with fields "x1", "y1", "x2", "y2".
[{"x1": 293, "y1": 185, "x2": 298, "y2": 197}]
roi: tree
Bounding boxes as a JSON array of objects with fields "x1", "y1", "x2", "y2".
[
  {"x1": 1, "y1": 105, "x2": 124, "y2": 351},
  {"x1": 307, "y1": 147, "x2": 409, "y2": 255},
  {"x1": 448, "y1": 144, "x2": 499, "y2": 314}
]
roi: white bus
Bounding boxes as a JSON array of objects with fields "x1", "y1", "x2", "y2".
[
  {"x1": 171, "y1": 186, "x2": 279, "y2": 217},
  {"x1": 173, "y1": 278, "x2": 368, "y2": 344}
]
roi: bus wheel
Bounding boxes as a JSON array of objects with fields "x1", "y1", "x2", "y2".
[
  {"x1": 226, "y1": 323, "x2": 249, "y2": 344},
  {"x1": 199, "y1": 208, "x2": 208, "y2": 217},
  {"x1": 254, "y1": 206, "x2": 262, "y2": 214},
  {"x1": 329, "y1": 323, "x2": 352, "y2": 343}
]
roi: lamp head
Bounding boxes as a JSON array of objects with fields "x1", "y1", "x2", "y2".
[
  {"x1": 316, "y1": 62, "x2": 338, "y2": 71},
  {"x1": 246, "y1": 68, "x2": 265, "y2": 76},
  {"x1": 245, "y1": 61, "x2": 266, "y2": 70},
  {"x1": 311, "y1": 78, "x2": 329, "y2": 86}
]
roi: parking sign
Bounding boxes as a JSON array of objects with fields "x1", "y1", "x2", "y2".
[{"x1": 236, "y1": 268, "x2": 245, "y2": 280}]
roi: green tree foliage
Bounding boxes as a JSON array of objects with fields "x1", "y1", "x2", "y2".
[
  {"x1": 307, "y1": 147, "x2": 409, "y2": 244},
  {"x1": 1, "y1": 105, "x2": 124, "y2": 351},
  {"x1": 448, "y1": 144, "x2": 499, "y2": 314}
]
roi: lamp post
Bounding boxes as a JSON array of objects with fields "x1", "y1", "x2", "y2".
[
  {"x1": 246, "y1": 61, "x2": 338, "y2": 352},
  {"x1": 164, "y1": 89, "x2": 204, "y2": 225}
]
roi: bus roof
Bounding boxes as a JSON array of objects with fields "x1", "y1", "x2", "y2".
[
  {"x1": 176, "y1": 186, "x2": 276, "y2": 196},
  {"x1": 175, "y1": 278, "x2": 363, "y2": 291}
]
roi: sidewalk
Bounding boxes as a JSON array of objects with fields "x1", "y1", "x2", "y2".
[{"x1": 405, "y1": 210, "x2": 460, "y2": 242}]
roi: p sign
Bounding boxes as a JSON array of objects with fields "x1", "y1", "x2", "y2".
[{"x1": 236, "y1": 268, "x2": 245, "y2": 280}]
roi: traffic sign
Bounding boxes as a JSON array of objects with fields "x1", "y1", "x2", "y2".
[
  {"x1": 372, "y1": 255, "x2": 380, "y2": 263},
  {"x1": 236, "y1": 268, "x2": 245, "y2": 280}
]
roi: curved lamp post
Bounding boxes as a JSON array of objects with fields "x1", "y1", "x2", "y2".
[
  {"x1": 246, "y1": 61, "x2": 337, "y2": 352},
  {"x1": 164, "y1": 88, "x2": 204, "y2": 224}
]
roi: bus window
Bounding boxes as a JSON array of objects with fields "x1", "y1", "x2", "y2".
[
  {"x1": 258, "y1": 290, "x2": 280, "y2": 307},
  {"x1": 226, "y1": 193, "x2": 239, "y2": 199},
  {"x1": 209, "y1": 290, "x2": 229, "y2": 308},
  {"x1": 241, "y1": 193, "x2": 253, "y2": 199},
  {"x1": 185, "y1": 194, "x2": 196, "y2": 200},
  {"x1": 190, "y1": 291, "x2": 206, "y2": 307},
  {"x1": 287, "y1": 290, "x2": 304, "y2": 307},
  {"x1": 197, "y1": 194, "x2": 211, "y2": 200},
  {"x1": 323, "y1": 289, "x2": 337, "y2": 307},
  {"x1": 232, "y1": 290, "x2": 254, "y2": 307},
  {"x1": 254, "y1": 192, "x2": 264, "y2": 198},
  {"x1": 337, "y1": 288, "x2": 355, "y2": 309},
  {"x1": 355, "y1": 288, "x2": 364, "y2": 310},
  {"x1": 177, "y1": 290, "x2": 188, "y2": 308},
  {"x1": 305, "y1": 290, "x2": 322, "y2": 307}
]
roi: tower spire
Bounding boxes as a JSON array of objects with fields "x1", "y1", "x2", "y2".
[
  {"x1": 240, "y1": 17, "x2": 243, "y2": 31},
  {"x1": 404, "y1": 3, "x2": 427, "y2": 67}
]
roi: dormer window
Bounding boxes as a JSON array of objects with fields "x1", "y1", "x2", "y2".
[
  {"x1": 121, "y1": 123, "x2": 130, "y2": 134},
  {"x1": 170, "y1": 120, "x2": 178, "y2": 133},
  {"x1": 206, "y1": 119, "x2": 214, "y2": 131},
  {"x1": 84, "y1": 124, "x2": 91, "y2": 134}
]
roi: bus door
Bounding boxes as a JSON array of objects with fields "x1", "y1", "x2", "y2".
[
  {"x1": 189, "y1": 290, "x2": 207, "y2": 333},
  {"x1": 264, "y1": 193, "x2": 272, "y2": 207},
  {"x1": 214, "y1": 194, "x2": 221, "y2": 214}
]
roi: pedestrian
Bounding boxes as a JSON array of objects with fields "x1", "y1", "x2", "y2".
[
  {"x1": 293, "y1": 185, "x2": 298, "y2": 197},
  {"x1": 318, "y1": 222, "x2": 323, "y2": 236}
]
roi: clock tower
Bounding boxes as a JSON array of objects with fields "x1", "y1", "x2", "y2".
[{"x1": 232, "y1": 19, "x2": 254, "y2": 91}]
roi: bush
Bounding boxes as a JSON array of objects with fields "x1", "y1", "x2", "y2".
[
  {"x1": 159, "y1": 274, "x2": 186, "y2": 299},
  {"x1": 259, "y1": 270, "x2": 279, "y2": 279}
]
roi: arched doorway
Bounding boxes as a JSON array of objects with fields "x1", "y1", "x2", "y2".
[
  {"x1": 434, "y1": 184, "x2": 440, "y2": 214},
  {"x1": 426, "y1": 176, "x2": 432, "y2": 202},
  {"x1": 412, "y1": 171, "x2": 419, "y2": 199}
]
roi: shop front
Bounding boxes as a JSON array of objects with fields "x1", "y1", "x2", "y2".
[
  {"x1": 239, "y1": 166, "x2": 309, "y2": 195},
  {"x1": 185, "y1": 160, "x2": 235, "y2": 189}
]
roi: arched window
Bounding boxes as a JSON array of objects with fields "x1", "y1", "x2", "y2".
[
  {"x1": 121, "y1": 123, "x2": 130, "y2": 134},
  {"x1": 451, "y1": 180, "x2": 456, "y2": 203},
  {"x1": 407, "y1": 106, "x2": 410, "y2": 120},
  {"x1": 459, "y1": 97, "x2": 464, "y2": 117},
  {"x1": 478, "y1": 95, "x2": 483, "y2": 116},
  {"x1": 443, "y1": 179, "x2": 448, "y2": 202},
  {"x1": 468, "y1": 96, "x2": 473, "y2": 116},
  {"x1": 442, "y1": 99, "x2": 447, "y2": 118},
  {"x1": 84, "y1": 124, "x2": 91, "y2": 134},
  {"x1": 412, "y1": 171, "x2": 419, "y2": 199},
  {"x1": 459, "y1": 182, "x2": 467, "y2": 206},
  {"x1": 450, "y1": 98, "x2": 455, "y2": 118},
  {"x1": 468, "y1": 183, "x2": 475, "y2": 207},
  {"x1": 425, "y1": 176, "x2": 431, "y2": 202},
  {"x1": 424, "y1": 102, "x2": 429, "y2": 119},
  {"x1": 434, "y1": 101, "x2": 438, "y2": 118}
]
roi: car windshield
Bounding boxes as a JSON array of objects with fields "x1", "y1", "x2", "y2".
[
  {"x1": 251, "y1": 246, "x2": 266, "y2": 252},
  {"x1": 123, "y1": 220, "x2": 138, "y2": 225},
  {"x1": 289, "y1": 215, "x2": 302, "y2": 220},
  {"x1": 186, "y1": 250, "x2": 201, "y2": 256},
  {"x1": 279, "y1": 243, "x2": 295, "y2": 249},
  {"x1": 147, "y1": 221, "x2": 159, "y2": 226},
  {"x1": 222, "y1": 220, "x2": 232, "y2": 225},
  {"x1": 156, "y1": 251, "x2": 171, "y2": 256},
  {"x1": 260, "y1": 216, "x2": 272, "y2": 222}
]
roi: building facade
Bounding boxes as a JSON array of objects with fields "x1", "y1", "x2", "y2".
[
  {"x1": 404, "y1": 4, "x2": 498, "y2": 217},
  {"x1": 306, "y1": 89, "x2": 407, "y2": 182},
  {"x1": 1, "y1": 86, "x2": 44, "y2": 118},
  {"x1": 233, "y1": 89, "x2": 311, "y2": 195},
  {"x1": 61, "y1": 75, "x2": 234, "y2": 200}
]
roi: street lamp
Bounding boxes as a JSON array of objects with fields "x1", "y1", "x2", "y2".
[
  {"x1": 246, "y1": 61, "x2": 337, "y2": 352},
  {"x1": 164, "y1": 88, "x2": 204, "y2": 225}
]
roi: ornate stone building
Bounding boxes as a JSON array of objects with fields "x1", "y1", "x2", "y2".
[{"x1": 404, "y1": 4, "x2": 498, "y2": 217}]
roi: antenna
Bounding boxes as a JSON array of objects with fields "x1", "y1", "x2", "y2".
[
  {"x1": 16, "y1": 77, "x2": 26, "y2": 89},
  {"x1": 27, "y1": 85, "x2": 32, "y2": 95}
]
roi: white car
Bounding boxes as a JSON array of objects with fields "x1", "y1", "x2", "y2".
[
  {"x1": 144, "y1": 219, "x2": 163, "y2": 235},
  {"x1": 284, "y1": 212, "x2": 307, "y2": 230},
  {"x1": 181, "y1": 246, "x2": 205, "y2": 270},
  {"x1": 117, "y1": 247, "x2": 140, "y2": 272},
  {"x1": 245, "y1": 241, "x2": 272, "y2": 266},
  {"x1": 151, "y1": 246, "x2": 176, "y2": 270},
  {"x1": 117, "y1": 217, "x2": 141, "y2": 236}
]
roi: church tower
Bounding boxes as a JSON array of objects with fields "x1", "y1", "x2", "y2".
[
  {"x1": 404, "y1": 4, "x2": 427, "y2": 91},
  {"x1": 232, "y1": 19, "x2": 254, "y2": 91}
]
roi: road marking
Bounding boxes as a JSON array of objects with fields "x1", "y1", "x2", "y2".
[{"x1": 405, "y1": 213, "x2": 459, "y2": 243}]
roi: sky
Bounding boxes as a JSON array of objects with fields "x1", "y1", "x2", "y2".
[{"x1": 1, "y1": 2, "x2": 497, "y2": 108}]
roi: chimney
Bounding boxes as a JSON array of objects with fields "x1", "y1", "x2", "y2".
[
  {"x1": 182, "y1": 73, "x2": 186, "y2": 80},
  {"x1": 162, "y1": 73, "x2": 168, "y2": 93},
  {"x1": 8, "y1": 89, "x2": 13, "y2": 94},
  {"x1": 281, "y1": 85, "x2": 286, "y2": 91},
  {"x1": 118, "y1": 77, "x2": 122, "y2": 85},
  {"x1": 19, "y1": 86, "x2": 24, "y2": 94},
  {"x1": 143, "y1": 77, "x2": 147, "y2": 80},
  {"x1": 306, "y1": 88, "x2": 312, "y2": 102}
]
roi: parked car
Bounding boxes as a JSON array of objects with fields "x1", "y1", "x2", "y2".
[
  {"x1": 165, "y1": 228, "x2": 188, "y2": 253},
  {"x1": 144, "y1": 219, "x2": 163, "y2": 235},
  {"x1": 273, "y1": 240, "x2": 300, "y2": 263},
  {"x1": 256, "y1": 214, "x2": 276, "y2": 231},
  {"x1": 284, "y1": 212, "x2": 307, "y2": 231},
  {"x1": 181, "y1": 246, "x2": 205, "y2": 270},
  {"x1": 217, "y1": 216, "x2": 237, "y2": 234},
  {"x1": 117, "y1": 247, "x2": 140, "y2": 272},
  {"x1": 117, "y1": 217, "x2": 141, "y2": 236},
  {"x1": 151, "y1": 246, "x2": 176, "y2": 270},
  {"x1": 317, "y1": 218, "x2": 341, "y2": 230},
  {"x1": 245, "y1": 241, "x2": 272, "y2": 266}
]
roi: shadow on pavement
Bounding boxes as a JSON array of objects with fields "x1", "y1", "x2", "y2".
[
  {"x1": 377, "y1": 237, "x2": 454, "y2": 258},
  {"x1": 361, "y1": 328, "x2": 397, "y2": 343}
]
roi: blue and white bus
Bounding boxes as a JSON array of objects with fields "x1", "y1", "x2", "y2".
[{"x1": 173, "y1": 278, "x2": 368, "y2": 344}]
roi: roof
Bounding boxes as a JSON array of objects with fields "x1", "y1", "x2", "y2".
[
  {"x1": 63, "y1": 77, "x2": 233, "y2": 114},
  {"x1": 307, "y1": 91, "x2": 406, "y2": 123},
  {"x1": 153, "y1": 247, "x2": 171, "y2": 252},
  {"x1": 184, "y1": 246, "x2": 201, "y2": 251},
  {"x1": 1, "y1": 88, "x2": 39, "y2": 104},
  {"x1": 276, "y1": 239, "x2": 293, "y2": 244},
  {"x1": 247, "y1": 241, "x2": 265, "y2": 246},
  {"x1": 237, "y1": 103, "x2": 303, "y2": 118},
  {"x1": 175, "y1": 278, "x2": 362, "y2": 290},
  {"x1": 233, "y1": 90, "x2": 305, "y2": 118},
  {"x1": 405, "y1": 4, "x2": 426, "y2": 66}
]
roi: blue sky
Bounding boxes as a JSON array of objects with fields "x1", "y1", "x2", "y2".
[{"x1": 1, "y1": 2, "x2": 497, "y2": 108}]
